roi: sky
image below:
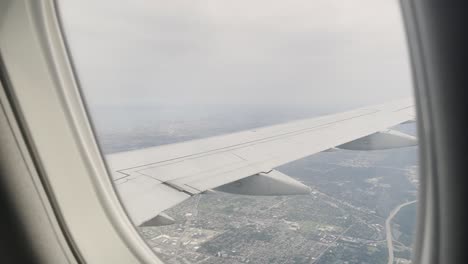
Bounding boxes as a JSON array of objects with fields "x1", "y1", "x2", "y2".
[{"x1": 58, "y1": 0, "x2": 413, "y2": 110}]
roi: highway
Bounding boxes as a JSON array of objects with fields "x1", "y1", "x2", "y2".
[{"x1": 386, "y1": 200, "x2": 417, "y2": 264}]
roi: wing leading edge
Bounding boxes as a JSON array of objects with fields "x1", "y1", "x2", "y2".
[{"x1": 106, "y1": 98, "x2": 416, "y2": 226}]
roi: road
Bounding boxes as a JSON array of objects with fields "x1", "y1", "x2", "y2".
[
  {"x1": 313, "y1": 223, "x2": 355, "y2": 264},
  {"x1": 386, "y1": 200, "x2": 417, "y2": 264}
]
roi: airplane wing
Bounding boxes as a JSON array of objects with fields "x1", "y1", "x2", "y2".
[{"x1": 105, "y1": 99, "x2": 416, "y2": 226}]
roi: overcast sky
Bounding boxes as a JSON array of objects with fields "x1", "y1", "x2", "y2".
[{"x1": 58, "y1": 0, "x2": 413, "y2": 110}]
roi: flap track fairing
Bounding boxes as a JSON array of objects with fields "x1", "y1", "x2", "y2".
[
  {"x1": 338, "y1": 129, "x2": 417, "y2": 151},
  {"x1": 215, "y1": 170, "x2": 310, "y2": 196}
]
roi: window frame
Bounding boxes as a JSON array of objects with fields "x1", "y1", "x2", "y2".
[{"x1": 0, "y1": 0, "x2": 162, "y2": 263}]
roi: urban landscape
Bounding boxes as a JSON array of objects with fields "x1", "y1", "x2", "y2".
[{"x1": 96, "y1": 105, "x2": 418, "y2": 264}]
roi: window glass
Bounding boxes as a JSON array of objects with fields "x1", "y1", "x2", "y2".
[{"x1": 58, "y1": 0, "x2": 418, "y2": 263}]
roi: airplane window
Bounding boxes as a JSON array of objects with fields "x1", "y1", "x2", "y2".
[{"x1": 57, "y1": 0, "x2": 417, "y2": 263}]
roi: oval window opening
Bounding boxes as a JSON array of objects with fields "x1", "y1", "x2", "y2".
[{"x1": 57, "y1": 0, "x2": 418, "y2": 263}]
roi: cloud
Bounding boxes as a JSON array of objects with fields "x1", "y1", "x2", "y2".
[{"x1": 58, "y1": 0, "x2": 413, "y2": 109}]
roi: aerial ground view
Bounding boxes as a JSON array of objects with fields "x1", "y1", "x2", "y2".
[{"x1": 95, "y1": 104, "x2": 418, "y2": 264}]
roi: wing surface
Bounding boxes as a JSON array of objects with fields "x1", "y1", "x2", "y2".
[{"x1": 106, "y1": 99, "x2": 415, "y2": 225}]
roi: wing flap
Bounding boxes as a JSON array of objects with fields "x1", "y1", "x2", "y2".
[{"x1": 114, "y1": 174, "x2": 190, "y2": 225}]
